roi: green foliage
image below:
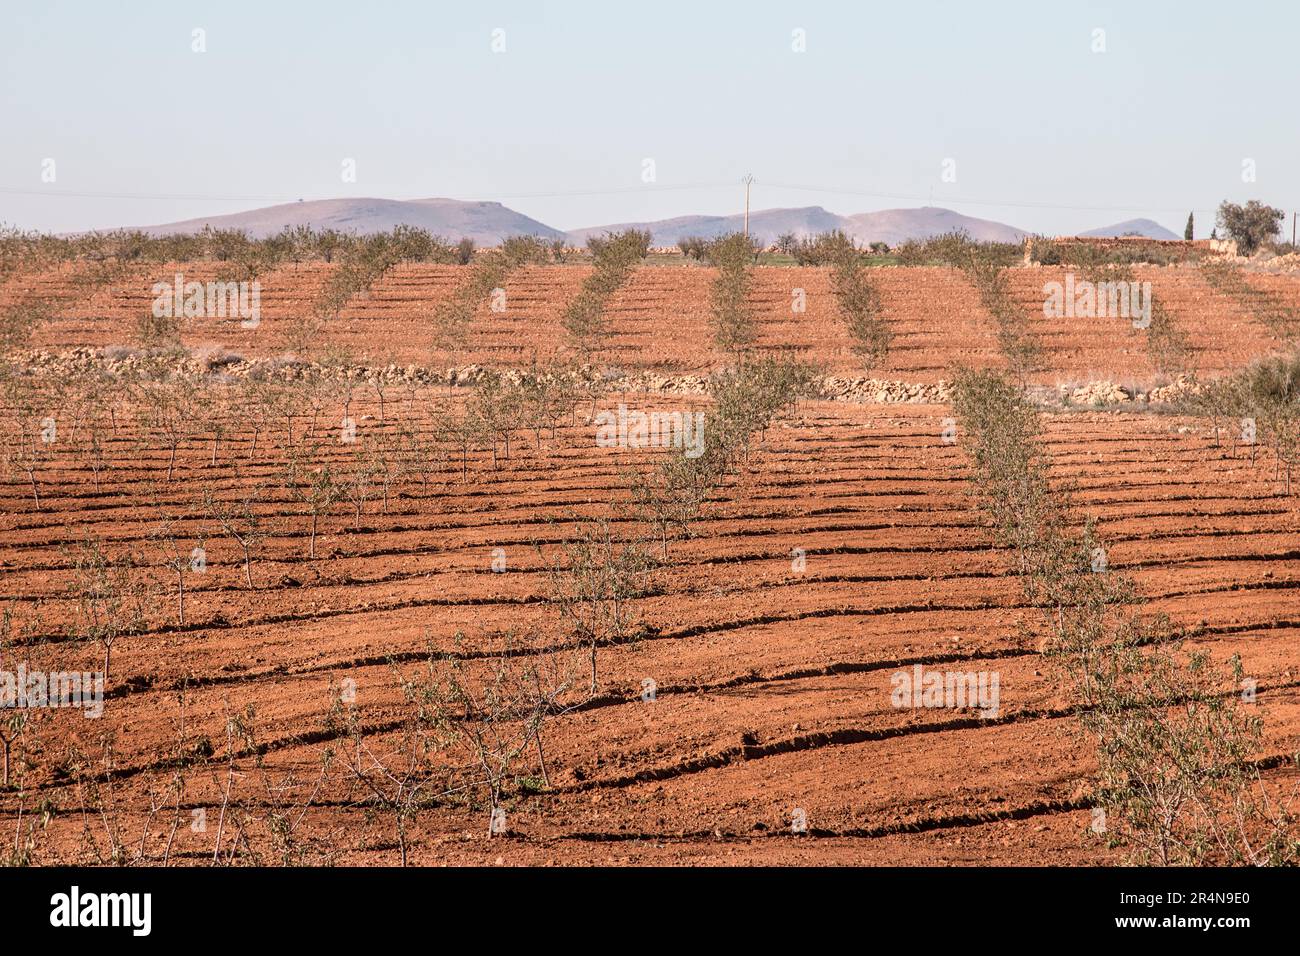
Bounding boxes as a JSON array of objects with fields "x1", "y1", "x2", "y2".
[
  {"x1": 499, "y1": 235, "x2": 553, "y2": 266},
  {"x1": 1186, "y1": 351, "x2": 1300, "y2": 493},
  {"x1": 1031, "y1": 236, "x2": 1203, "y2": 268},
  {"x1": 0, "y1": 224, "x2": 466, "y2": 296},
  {"x1": 628, "y1": 356, "x2": 819, "y2": 557},
  {"x1": 560, "y1": 230, "x2": 649, "y2": 357},
  {"x1": 703, "y1": 232, "x2": 759, "y2": 270},
  {"x1": 786, "y1": 230, "x2": 852, "y2": 266},
  {"x1": 1026, "y1": 236, "x2": 1192, "y2": 374},
  {"x1": 704, "y1": 233, "x2": 761, "y2": 359},
  {"x1": 676, "y1": 236, "x2": 708, "y2": 260},
  {"x1": 1217, "y1": 200, "x2": 1285, "y2": 255},
  {"x1": 315, "y1": 228, "x2": 456, "y2": 323},
  {"x1": 587, "y1": 229, "x2": 650, "y2": 262},
  {"x1": 958, "y1": 253, "x2": 1044, "y2": 383},
  {"x1": 824, "y1": 239, "x2": 892, "y2": 372},
  {"x1": 1071, "y1": 253, "x2": 1189, "y2": 375},
  {"x1": 894, "y1": 230, "x2": 1021, "y2": 269},
  {"x1": 951, "y1": 368, "x2": 1298, "y2": 865},
  {"x1": 431, "y1": 250, "x2": 513, "y2": 350},
  {"x1": 775, "y1": 230, "x2": 893, "y2": 366}
]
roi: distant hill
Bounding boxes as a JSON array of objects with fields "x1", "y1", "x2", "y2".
[
  {"x1": 844, "y1": 207, "x2": 1026, "y2": 245},
  {"x1": 135, "y1": 197, "x2": 564, "y2": 244},
  {"x1": 566, "y1": 206, "x2": 848, "y2": 246},
  {"x1": 1078, "y1": 218, "x2": 1179, "y2": 240},
  {"x1": 111, "y1": 197, "x2": 1180, "y2": 249},
  {"x1": 569, "y1": 205, "x2": 1028, "y2": 247}
]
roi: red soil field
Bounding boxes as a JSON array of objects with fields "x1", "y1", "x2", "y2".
[
  {"x1": 1, "y1": 390, "x2": 1296, "y2": 864},
  {"x1": 1, "y1": 261, "x2": 1297, "y2": 866},
  {"x1": 7, "y1": 261, "x2": 1300, "y2": 381}
]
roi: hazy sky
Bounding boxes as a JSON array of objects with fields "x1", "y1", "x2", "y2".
[{"x1": 2, "y1": 0, "x2": 1296, "y2": 237}]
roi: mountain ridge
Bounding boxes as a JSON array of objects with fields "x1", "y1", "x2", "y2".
[{"x1": 124, "y1": 197, "x2": 1177, "y2": 246}]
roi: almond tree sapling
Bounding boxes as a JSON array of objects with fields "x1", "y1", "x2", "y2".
[
  {"x1": 65, "y1": 537, "x2": 148, "y2": 684},
  {"x1": 541, "y1": 518, "x2": 652, "y2": 696},
  {"x1": 285, "y1": 442, "x2": 342, "y2": 559},
  {"x1": 203, "y1": 481, "x2": 267, "y2": 590},
  {"x1": 338, "y1": 446, "x2": 380, "y2": 530},
  {"x1": 147, "y1": 510, "x2": 204, "y2": 626},
  {"x1": 438, "y1": 400, "x2": 488, "y2": 481},
  {"x1": 136, "y1": 376, "x2": 199, "y2": 482},
  {"x1": 470, "y1": 371, "x2": 524, "y2": 468},
  {"x1": 0, "y1": 376, "x2": 54, "y2": 510},
  {"x1": 408, "y1": 632, "x2": 578, "y2": 826},
  {"x1": 336, "y1": 685, "x2": 435, "y2": 867}
]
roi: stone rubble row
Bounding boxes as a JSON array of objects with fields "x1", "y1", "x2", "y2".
[{"x1": 14, "y1": 347, "x2": 1202, "y2": 408}]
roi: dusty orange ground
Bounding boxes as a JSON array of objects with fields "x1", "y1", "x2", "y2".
[
  {"x1": 5, "y1": 261, "x2": 1299, "y2": 381},
  {"x1": 0, "y1": 387, "x2": 1296, "y2": 865},
  {"x1": 1, "y1": 260, "x2": 1297, "y2": 865}
]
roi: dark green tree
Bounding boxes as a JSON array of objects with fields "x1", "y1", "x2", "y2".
[{"x1": 1216, "y1": 200, "x2": 1283, "y2": 254}]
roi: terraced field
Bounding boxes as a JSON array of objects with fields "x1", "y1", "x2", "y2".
[
  {"x1": 8, "y1": 260, "x2": 1300, "y2": 382},
  {"x1": 1001, "y1": 266, "x2": 1292, "y2": 381},
  {"x1": 1, "y1": 377, "x2": 1295, "y2": 864}
]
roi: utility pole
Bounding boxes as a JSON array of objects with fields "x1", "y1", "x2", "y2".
[
  {"x1": 1293, "y1": 210, "x2": 1296, "y2": 247},
  {"x1": 742, "y1": 174, "x2": 755, "y2": 238}
]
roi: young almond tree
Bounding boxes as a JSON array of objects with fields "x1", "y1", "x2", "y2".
[
  {"x1": 360, "y1": 419, "x2": 413, "y2": 516},
  {"x1": 0, "y1": 605, "x2": 36, "y2": 790},
  {"x1": 470, "y1": 371, "x2": 524, "y2": 468},
  {"x1": 195, "y1": 386, "x2": 232, "y2": 468},
  {"x1": 627, "y1": 452, "x2": 711, "y2": 559},
  {"x1": 203, "y1": 482, "x2": 267, "y2": 590},
  {"x1": 405, "y1": 632, "x2": 579, "y2": 829},
  {"x1": 541, "y1": 517, "x2": 653, "y2": 697},
  {"x1": 438, "y1": 399, "x2": 488, "y2": 481},
  {"x1": 0, "y1": 707, "x2": 25, "y2": 792},
  {"x1": 84, "y1": 421, "x2": 110, "y2": 495},
  {"x1": 520, "y1": 362, "x2": 568, "y2": 450},
  {"x1": 370, "y1": 363, "x2": 400, "y2": 423},
  {"x1": 285, "y1": 442, "x2": 342, "y2": 559},
  {"x1": 336, "y1": 683, "x2": 435, "y2": 867},
  {"x1": 65, "y1": 537, "x2": 148, "y2": 684},
  {"x1": 0, "y1": 374, "x2": 57, "y2": 510},
  {"x1": 146, "y1": 509, "x2": 205, "y2": 626},
  {"x1": 237, "y1": 376, "x2": 280, "y2": 463},
  {"x1": 136, "y1": 376, "x2": 199, "y2": 482},
  {"x1": 301, "y1": 367, "x2": 342, "y2": 442}
]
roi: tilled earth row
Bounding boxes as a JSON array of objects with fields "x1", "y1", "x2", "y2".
[
  {"x1": 0, "y1": 393, "x2": 1294, "y2": 864},
  {"x1": 6, "y1": 262, "x2": 1299, "y2": 383}
]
